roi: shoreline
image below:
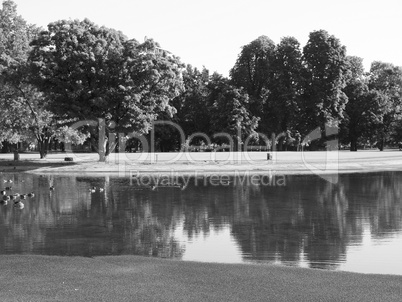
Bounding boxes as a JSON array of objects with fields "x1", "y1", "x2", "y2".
[{"x1": 1, "y1": 150, "x2": 402, "y2": 176}]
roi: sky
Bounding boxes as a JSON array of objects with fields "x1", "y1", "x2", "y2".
[{"x1": 9, "y1": 0, "x2": 402, "y2": 77}]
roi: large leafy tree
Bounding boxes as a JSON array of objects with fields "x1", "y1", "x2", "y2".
[
  {"x1": 4, "y1": 67, "x2": 89, "y2": 158},
  {"x1": 0, "y1": 0, "x2": 85, "y2": 158},
  {"x1": 301, "y1": 30, "x2": 348, "y2": 135},
  {"x1": 208, "y1": 73, "x2": 259, "y2": 151},
  {"x1": 341, "y1": 56, "x2": 384, "y2": 151},
  {"x1": 29, "y1": 19, "x2": 184, "y2": 161},
  {"x1": 263, "y1": 36, "x2": 304, "y2": 149},
  {"x1": 368, "y1": 61, "x2": 402, "y2": 150},
  {"x1": 0, "y1": 0, "x2": 32, "y2": 70},
  {"x1": 0, "y1": 0, "x2": 34, "y2": 147},
  {"x1": 230, "y1": 36, "x2": 275, "y2": 117},
  {"x1": 174, "y1": 65, "x2": 211, "y2": 138},
  {"x1": 0, "y1": 1, "x2": 87, "y2": 158}
]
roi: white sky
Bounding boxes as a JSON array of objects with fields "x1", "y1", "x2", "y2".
[{"x1": 10, "y1": 0, "x2": 402, "y2": 76}]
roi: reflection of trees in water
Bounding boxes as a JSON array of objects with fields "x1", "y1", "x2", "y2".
[
  {"x1": 120, "y1": 202, "x2": 183, "y2": 258},
  {"x1": 231, "y1": 178, "x2": 321, "y2": 265},
  {"x1": 304, "y1": 178, "x2": 349, "y2": 269},
  {"x1": 0, "y1": 174, "x2": 70, "y2": 254},
  {"x1": 342, "y1": 172, "x2": 402, "y2": 239},
  {"x1": 179, "y1": 185, "x2": 234, "y2": 238},
  {"x1": 0, "y1": 175, "x2": 185, "y2": 258},
  {"x1": 1, "y1": 172, "x2": 402, "y2": 265},
  {"x1": 230, "y1": 173, "x2": 402, "y2": 269}
]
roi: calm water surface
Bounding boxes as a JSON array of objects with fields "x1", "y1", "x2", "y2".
[{"x1": 1, "y1": 171, "x2": 401, "y2": 275}]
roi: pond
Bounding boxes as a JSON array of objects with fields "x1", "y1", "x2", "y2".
[{"x1": 1, "y1": 171, "x2": 401, "y2": 275}]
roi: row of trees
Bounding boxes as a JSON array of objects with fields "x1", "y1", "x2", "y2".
[
  {"x1": 1, "y1": 0, "x2": 402, "y2": 161},
  {"x1": 175, "y1": 35, "x2": 402, "y2": 152}
]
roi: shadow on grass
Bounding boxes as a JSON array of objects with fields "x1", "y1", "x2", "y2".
[{"x1": 0, "y1": 159, "x2": 79, "y2": 172}]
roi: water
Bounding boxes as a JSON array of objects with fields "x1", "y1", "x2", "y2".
[{"x1": 0, "y1": 171, "x2": 401, "y2": 275}]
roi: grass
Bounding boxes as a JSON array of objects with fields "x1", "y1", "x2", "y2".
[{"x1": 1, "y1": 255, "x2": 402, "y2": 302}]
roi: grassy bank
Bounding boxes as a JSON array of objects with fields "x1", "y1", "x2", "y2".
[{"x1": 1, "y1": 255, "x2": 402, "y2": 302}]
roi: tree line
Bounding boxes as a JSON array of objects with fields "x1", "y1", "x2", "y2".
[{"x1": 1, "y1": 0, "x2": 402, "y2": 161}]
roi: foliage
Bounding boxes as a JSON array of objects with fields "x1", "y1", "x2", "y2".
[
  {"x1": 0, "y1": 1, "x2": 89, "y2": 158},
  {"x1": 208, "y1": 73, "x2": 259, "y2": 150},
  {"x1": 230, "y1": 36, "x2": 275, "y2": 116},
  {"x1": 262, "y1": 36, "x2": 304, "y2": 146},
  {"x1": 367, "y1": 61, "x2": 402, "y2": 150},
  {"x1": 341, "y1": 57, "x2": 382, "y2": 151},
  {"x1": 0, "y1": 0, "x2": 33, "y2": 146},
  {"x1": 173, "y1": 65, "x2": 211, "y2": 138},
  {"x1": 28, "y1": 19, "x2": 184, "y2": 160},
  {"x1": 301, "y1": 30, "x2": 348, "y2": 132},
  {"x1": 4, "y1": 65, "x2": 89, "y2": 157},
  {"x1": 0, "y1": 0, "x2": 35, "y2": 71}
]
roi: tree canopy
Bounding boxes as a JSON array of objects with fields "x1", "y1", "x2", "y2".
[
  {"x1": 301, "y1": 29, "x2": 348, "y2": 130},
  {"x1": 28, "y1": 19, "x2": 184, "y2": 159}
]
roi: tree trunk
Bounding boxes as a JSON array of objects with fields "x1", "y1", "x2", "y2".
[
  {"x1": 232, "y1": 137, "x2": 239, "y2": 152},
  {"x1": 278, "y1": 139, "x2": 284, "y2": 151},
  {"x1": 270, "y1": 133, "x2": 276, "y2": 152},
  {"x1": 98, "y1": 139, "x2": 109, "y2": 162},
  {"x1": 13, "y1": 150, "x2": 20, "y2": 161},
  {"x1": 350, "y1": 138, "x2": 357, "y2": 152},
  {"x1": 378, "y1": 138, "x2": 384, "y2": 151},
  {"x1": 98, "y1": 118, "x2": 108, "y2": 162},
  {"x1": 118, "y1": 134, "x2": 126, "y2": 153},
  {"x1": 38, "y1": 139, "x2": 48, "y2": 159}
]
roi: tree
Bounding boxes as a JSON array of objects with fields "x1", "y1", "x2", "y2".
[
  {"x1": 208, "y1": 73, "x2": 259, "y2": 151},
  {"x1": 0, "y1": 1, "x2": 87, "y2": 158},
  {"x1": 368, "y1": 61, "x2": 402, "y2": 150},
  {"x1": 0, "y1": 0, "x2": 34, "y2": 149},
  {"x1": 230, "y1": 36, "x2": 275, "y2": 117},
  {"x1": 29, "y1": 19, "x2": 184, "y2": 161},
  {"x1": 340, "y1": 56, "x2": 386, "y2": 151},
  {"x1": 263, "y1": 36, "x2": 304, "y2": 149},
  {"x1": 301, "y1": 30, "x2": 348, "y2": 136},
  {"x1": 0, "y1": 0, "x2": 33, "y2": 71},
  {"x1": 3, "y1": 64, "x2": 89, "y2": 158},
  {"x1": 173, "y1": 65, "x2": 211, "y2": 140},
  {"x1": 0, "y1": 87, "x2": 32, "y2": 148}
]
